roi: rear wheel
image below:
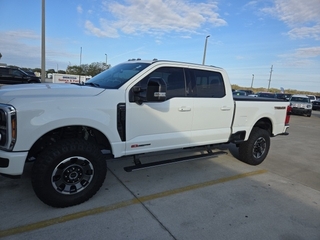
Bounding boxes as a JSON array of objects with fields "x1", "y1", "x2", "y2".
[
  {"x1": 238, "y1": 128, "x2": 270, "y2": 165},
  {"x1": 31, "y1": 139, "x2": 107, "y2": 207}
]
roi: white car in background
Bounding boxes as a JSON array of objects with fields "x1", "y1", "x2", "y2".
[
  {"x1": 307, "y1": 95, "x2": 316, "y2": 103},
  {"x1": 290, "y1": 95, "x2": 312, "y2": 117}
]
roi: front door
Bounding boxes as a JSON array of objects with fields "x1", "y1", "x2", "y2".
[{"x1": 125, "y1": 67, "x2": 193, "y2": 155}]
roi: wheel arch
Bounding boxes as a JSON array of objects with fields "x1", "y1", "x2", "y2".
[
  {"x1": 27, "y1": 125, "x2": 112, "y2": 160},
  {"x1": 252, "y1": 117, "x2": 272, "y2": 136}
]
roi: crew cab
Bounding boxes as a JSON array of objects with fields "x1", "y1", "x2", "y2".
[{"x1": 0, "y1": 59, "x2": 291, "y2": 207}]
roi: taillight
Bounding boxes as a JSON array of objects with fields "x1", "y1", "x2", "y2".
[{"x1": 285, "y1": 105, "x2": 291, "y2": 125}]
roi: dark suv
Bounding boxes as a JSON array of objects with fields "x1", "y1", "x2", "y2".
[{"x1": 0, "y1": 67, "x2": 41, "y2": 84}]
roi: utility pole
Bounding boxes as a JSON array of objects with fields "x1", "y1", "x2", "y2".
[
  {"x1": 202, "y1": 35, "x2": 210, "y2": 65},
  {"x1": 79, "y1": 47, "x2": 82, "y2": 84},
  {"x1": 41, "y1": 0, "x2": 46, "y2": 82},
  {"x1": 80, "y1": 47, "x2": 82, "y2": 67},
  {"x1": 251, "y1": 74, "x2": 254, "y2": 89},
  {"x1": 267, "y1": 65, "x2": 273, "y2": 91}
]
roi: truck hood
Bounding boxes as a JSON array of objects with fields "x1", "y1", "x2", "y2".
[
  {"x1": 290, "y1": 101, "x2": 311, "y2": 107},
  {"x1": 0, "y1": 83, "x2": 105, "y2": 104}
]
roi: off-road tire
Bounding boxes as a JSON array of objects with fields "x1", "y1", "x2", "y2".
[
  {"x1": 31, "y1": 139, "x2": 107, "y2": 207},
  {"x1": 238, "y1": 128, "x2": 270, "y2": 165}
]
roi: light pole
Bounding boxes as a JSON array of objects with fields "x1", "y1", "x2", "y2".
[
  {"x1": 80, "y1": 47, "x2": 82, "y2": 67},
  {"x1": 79, "y1": 47, "x2": 82, "y2": 84},
  {"x1": 267, "y1": 65, "x2": 273, "y2": 91},
  {"x1": 251, "y1": 74, "x2": 254, "y2": 89},
  {"x1": 105, "y1": 53, "x2": 108, "y2": 65},
  {"x1": 41, "y1": 0, "x2": 45, "y2": 82},
  {"x1": 202, "y1": 35, "x2": 210, "y2": 65}
]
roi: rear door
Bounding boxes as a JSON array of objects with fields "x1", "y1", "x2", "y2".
[
  {"x1": 186, "y1": 68, "x2": 234, "y2": 145},
  {"x1": 125, "y1": 66, "x2": 193, "y2": 155}
]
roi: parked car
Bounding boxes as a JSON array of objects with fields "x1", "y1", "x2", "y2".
[
  {"x1": 307, "y1": 95, "x2": 316, "y2": 103},
  {"x1": 256, "y1": 92, "x2": 275, "y2": 98},
  {"x1": 232, "y1": 90, "x2": 247, "y2": 96},
  {"x1": 238, "y1": 89, "x2": 254, "y2": 95},
  {"x1": 275, "y1": 93, "x2": 292, "y2": 101},
  {"x1": 289, "y1": 95, "x2": 312, "y2": 117},
  {"x1": 312, "y1": 98, "x2": 320, "y2": 110},
  {"x1": 0, "y1": 66, "x2": 41, "y2": 84}
]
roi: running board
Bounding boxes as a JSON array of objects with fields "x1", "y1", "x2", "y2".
[{"x1": 124, "y1": 150, "x2": 227, "y2": 172}]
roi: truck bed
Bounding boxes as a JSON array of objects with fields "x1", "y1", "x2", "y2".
[{"x1": 233, "y1": 95, "x2": 286, "y2": 102}]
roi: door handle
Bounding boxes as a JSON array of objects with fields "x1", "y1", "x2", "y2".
[
  {"x1": 220, "y1": 106, "x2": 231, "y2": 111},
  {"x1": 179, "y1": 107, "x2": 191, "y2": 112}
]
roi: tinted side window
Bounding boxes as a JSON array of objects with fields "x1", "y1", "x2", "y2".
[
  {"x1": 0, "y1": 68, "x2": 9, "y2": 75},
  {"x1": 129, "y1": 67, "x2": 186, "y2": 102},
  {"x1": 11, "y1": 69, "x2": 24, "y2": 77},
  {"x1": 189, "y1": 69, "x2": 225, "y2": 98}
]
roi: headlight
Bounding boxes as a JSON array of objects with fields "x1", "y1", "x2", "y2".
[
  {"x1": 307, "y1": 104, "x2": 312, "y2": 109},
  {"x1": 0, "y1": 104, "x2": 17, "y2": 151}
]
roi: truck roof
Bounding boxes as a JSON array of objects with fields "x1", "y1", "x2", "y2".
[{"x1": 124, "y1": 58, "x2": 223, "y2": 70}]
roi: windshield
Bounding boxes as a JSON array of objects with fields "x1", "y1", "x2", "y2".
[
  {"x1": 308, "y1": 96, "x2": 315, "y2": 100},
  {"x1": 291, "y1": 97, "x2": 310, "y2": 103},
  {"x1": 85, "y1": 62, "x2": 150, "y2": 89}
]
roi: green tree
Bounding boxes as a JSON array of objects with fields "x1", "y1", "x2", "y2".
[
  {"x1": 86, "y1": 62, "x2": 109, "y2": 76},
  {"x1": 57, "y1": 70, "x2": 66, "y2": 74},
  {"x1": 8, "y1": 65, "x2": 19, "y2": 68},
  {"x1": 66, "y1": 65, "x2": 82, "y2": 75},
  {"x1": 66, "y1": 62, "x2": 108, "y2": 76},
  {"x1": 47, "y1": 69, "x2": 56, "y2": 74}
]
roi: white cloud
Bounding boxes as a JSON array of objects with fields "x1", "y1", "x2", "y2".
[
  {"x1": 278, "y1": 46, "x2": 320, "y2": 67},
  {"x1": 84, "y1": 20, "x2": 119, "y2": 38},
  {"x1": 77, "y1": 5, "x2": 83, "y2": 14},
  {"x1": 262, "y1": 0, "x2": 320, "y2": 40},
  {"x1": 0, "y1": 31, "x2": 40, "y2": 61},
  {"x1": 0, "y1": 30, "x2": 76, "y2": 69},
  {"x1": 293, "y1": 46, "x2": 320, "y2": 58},
  {"x1": 288, "y1": 24, "x2": 320, "y2": 40},
  {"x1": 84, "y1": 0, "x2": 226, "y2": 37}
]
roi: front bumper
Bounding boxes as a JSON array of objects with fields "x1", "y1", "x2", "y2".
[
  {"x1": 0, "y1": 150, "x2": 28, "y2": 177},
  {"x1": 291, "y1": 108, "x2": 311, "y2": 115},
  {"x1": 312, "y1": 105, "x2": 320, "y2": 110}
]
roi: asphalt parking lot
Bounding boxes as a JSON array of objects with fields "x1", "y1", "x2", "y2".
[{"x1": 0, "y1": 111, "x2": 319, "y2": 240}]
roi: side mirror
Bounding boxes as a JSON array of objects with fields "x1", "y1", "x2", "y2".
[
  {"x1": 146, "y1": 77, "x2": 167, "y2": 102},
  {"x1": 133, "y1": 86, "x2": 146, "y2": 105}
]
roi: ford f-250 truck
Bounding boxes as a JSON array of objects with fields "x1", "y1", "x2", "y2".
[{"x1": 0, "y1": 59, "x2": 291, "y2": 207}]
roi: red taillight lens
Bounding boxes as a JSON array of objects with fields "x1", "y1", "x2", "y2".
[{"x1": 285, "y1": 105, "x2": 291, "y2": 125}]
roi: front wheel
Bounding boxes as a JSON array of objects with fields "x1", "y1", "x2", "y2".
[
  {"x1": 238, "y1": 128, "x2": 270, "y2": 165},
  {"x1": 31, "y1": 139, "x2": 107, "y2": 207}
]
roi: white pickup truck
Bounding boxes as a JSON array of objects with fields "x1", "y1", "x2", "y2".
[{"x1": 0, "y1": 59, "x2": 291, "y2": 207}]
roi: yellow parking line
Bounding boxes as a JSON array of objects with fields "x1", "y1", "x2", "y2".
[{"x1": 0, "y1": 169, "x2": 267, "y2": 238}]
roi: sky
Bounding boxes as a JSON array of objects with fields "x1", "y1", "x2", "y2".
[{"x1": 0, "y1": 0, "x2": 319, "y2": 93}]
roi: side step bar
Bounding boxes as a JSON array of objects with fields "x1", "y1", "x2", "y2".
[{"x1": 124, "y1": 150, "x2": 227, "y2": 172}]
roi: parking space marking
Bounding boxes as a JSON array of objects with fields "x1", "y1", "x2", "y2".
[{"x1": 0, "y1": 169, "x2": 267, "y2": 238}]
